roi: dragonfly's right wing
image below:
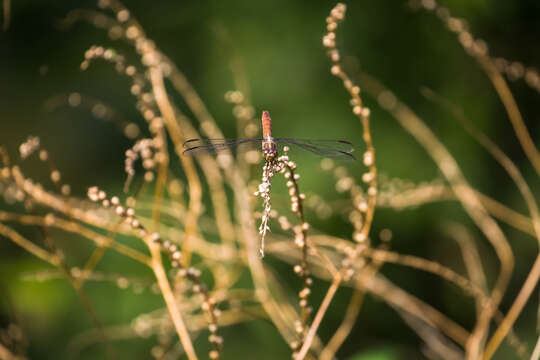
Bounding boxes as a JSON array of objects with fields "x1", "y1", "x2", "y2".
[
  {"x1": 275, "y1": 138, "x2": 356, "y2": 160},
  {"x1": 182, "y1": 138, "x2": 264, "y2": 156}
]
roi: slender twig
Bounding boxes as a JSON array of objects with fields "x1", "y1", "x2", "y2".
[
  {"x1": 148, "y1": 243, "x2": 197, "y2": 360},
  {"x1": 0, "y1": 222, "x2": 59, "y2": 266},
  {"x1": 483, "y1": 255, "x2": 540, "y2": 360},
  {"x1": 0, "y1": 146, "x2": 9, "y2": 166},
  {"x1": 295, "y1": 272, "x2": 343, "y2": 360},
  {"x1": 532, "y1": 334, "x2": 540, "y2": 360},
  {"x1": 319, "y1": 289, "x2": 364, "y2": 360},
  {"x1": 2, "y1": 0, "x2": 10, "y2": 31},
  {"x1": 149, "y1": 66, "x2": 202, "y2": 267},
  {"x1": 364, "y1": 248, "x2": 484, "y2": 298},
  {"x1": 0, "y1": 342, "x2": 22, "y2": 360}
]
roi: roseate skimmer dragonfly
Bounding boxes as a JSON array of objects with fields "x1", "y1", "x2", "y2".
[{"x1": 183, "y1": 111, "x2": 355, "y2": 161}]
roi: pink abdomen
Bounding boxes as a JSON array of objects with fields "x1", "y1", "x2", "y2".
[{"x1": 261, "y1": 111, "x2": 272, "y2": 138}]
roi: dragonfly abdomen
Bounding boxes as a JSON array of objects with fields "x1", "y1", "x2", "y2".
[
  {"x1": 261, "y1": 111, "x2": 278, "y2": 160},
  {"x1": 261, "y1": 111, "x2": 272, "y2": 138}
]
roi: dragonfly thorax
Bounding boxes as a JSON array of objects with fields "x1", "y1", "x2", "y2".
[{"x1": 262, "y1": 138, "x2": 278, "y2": 161}]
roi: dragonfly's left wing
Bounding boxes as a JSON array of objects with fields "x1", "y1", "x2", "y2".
[{"x1": 182, "y1": 138, "x2": 264, "y2": 156}]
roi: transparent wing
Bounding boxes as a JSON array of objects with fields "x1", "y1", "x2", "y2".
[
  {"x1": 274, "y1": 138, "x2": 355, "y2": 160},
  {"x1": 182, "y1": 138, "x2": 264, "y2": 156}
]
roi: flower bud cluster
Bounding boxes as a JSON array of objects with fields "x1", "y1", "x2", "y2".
[
  {"x1": 124, "y1": 138, "x2": 159, "y2": 192},
  {"x1": 19, "y1": 136, "x2": 40, "y2": 159},
  {"x1": 87, "y1": 186, "x2": 147, "y2": 236},
  {"x1": 495, "y1": 58, "x2": 540, "y2": 92},
  {"x1": 18, "y1": 137, "x2": 71, "y2": 196},
  {"x1": 412, "y1": 0, "x2": 489, "y2": 59}
]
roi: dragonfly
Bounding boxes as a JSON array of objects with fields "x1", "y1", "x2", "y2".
[{"x1": 183, "y1": 111, "x2": 355, "y2": 161}]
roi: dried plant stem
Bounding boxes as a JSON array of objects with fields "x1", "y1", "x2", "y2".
[
  {"x1": 474, "y1": 191, "x2": 535, "y2": 237},
  {"x1": 397, "y1": 309, "x2": 464, "y2": 360},
  {"x1": 0, "y1": 342, "x2": 22, "y2": 360},
  {"x1": 151, "y1": 147, "x2": 168, "y2": 228},
  {"x1": 532, "y1": 335, "x2": 540, "y2": 360},
  {"x1": 0, "y1": 222, "x2": 60, "y2": 266},
  {"x1": 283, "y1": 161, "x2": 312, "y2": 321},
  {"x1": 149, "y1": 66, "x2": 202, "y2": 266},
  {"x1": 444, "y1": 223, "x2": 488, "y2": 314},
  {"x1": 357, "y1": 110, "x2": 377, "y2": 240},
  {"x1": 76, "y1": 245, "x2": 108, "y2": 290},
  {"x1": 319, "y1": 289, "x2": 364, "y2": 360},
  {"x1": 477, "y1": 51, "x2": 540, "y2": 177},
  {"x1": 295, "y1": 272, "x2": 343, "y2": 360},
  {"x1": 360, "y1": 272, "x2": 470, "y2": 347},
  {"x1": 308, "y1": 243, "x2": 339, "y2": 278},
  {"x1": 2, "y1": 0, "x2": 9, "y2": 31},
  {"x1": 144, "y1": 115, "x2": 198, "y2": 356},
  {"x1": 364, "y1": 248, "x2": 483, "y2": 298},
  {"x1": 483, "y1": 255, "x2": 540, "y2": 360},
  {"x1": 0, "y1": 146, "x2": 9, "y2": 166},
  {"x1": 148, "y1": 240, "x2": 198, "y2": 360}
]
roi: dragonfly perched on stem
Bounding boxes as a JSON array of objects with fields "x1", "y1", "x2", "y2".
[{"x1": 182, "y1": 111, "x2": 355, "y2": 161}]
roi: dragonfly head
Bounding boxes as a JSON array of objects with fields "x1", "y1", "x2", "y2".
[{"x1": 262, "y1": 140, "x2": 278, "y2": 161}]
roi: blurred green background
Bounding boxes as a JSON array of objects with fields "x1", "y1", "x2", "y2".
[{"x1": 1, "y1": 0, "x2": 540, "y2": 359}]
